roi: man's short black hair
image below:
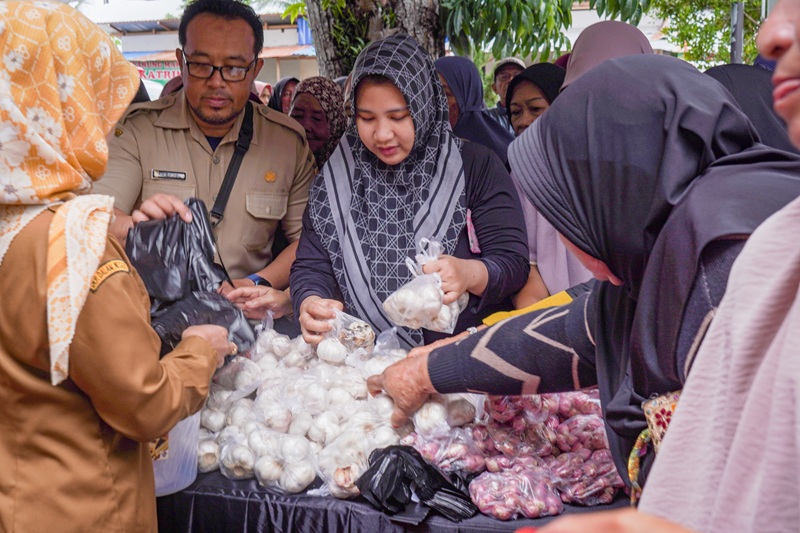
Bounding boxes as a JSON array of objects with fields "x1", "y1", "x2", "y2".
[{"x1": 179, "y1": 0, "x2": 264, "y2": 58}]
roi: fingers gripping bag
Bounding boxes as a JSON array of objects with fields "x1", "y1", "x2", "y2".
[
  {"x1": 382, "y1": 238, "x2": 468, "y2": 334},
  {"x1": 316, "y1": 310, "x2": 376, "y2": 365}
]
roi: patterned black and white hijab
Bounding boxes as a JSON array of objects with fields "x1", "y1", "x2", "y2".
[{"x1": 307, "y1": 34, "x2": 467, "y2": 348}]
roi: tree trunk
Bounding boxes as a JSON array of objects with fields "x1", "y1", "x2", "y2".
[
  {"x1": 307, "y1": 0, "x2": 445, "y2": 78},
  {"x1": 305, "y1": 0, "x2": 349, "y2": 78},
  {"x1": 389, "y1": 0, "x2": 444, "y2": 58}
]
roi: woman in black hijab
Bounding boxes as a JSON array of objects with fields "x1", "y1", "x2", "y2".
[
  {"x1": 368, "y1": 55, "x2": 800, "y2": 489},
  {"x1": 504, "y1": 63, "x2": 565, "y2": 136},
  {"x1": 706, "y1": 63, "x2": 799, "y2": 154},
  {"x1": 267, "y1": 76, "x2": 299, "y2": 114}
]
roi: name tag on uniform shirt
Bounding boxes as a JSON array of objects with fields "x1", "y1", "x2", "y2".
[{"x1": 151, "y1": 169, "x2": 187, "y2": 180}]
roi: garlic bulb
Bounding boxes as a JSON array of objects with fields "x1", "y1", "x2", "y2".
[
  {"x1": 216, "y1": 425, "x2": 245, "y2": 445},
  {"x1": 201, "y1": 408, "x2": 226, "y2": 433},
  {"x1": 445, "y1": 397, "x2": 476, "y2": 427},
  {"x1": 270, "y1": 334, "x2": 293, "y2": 358},
  {"x1": 370, "y1": 394, "x2": 395, "y2": 421},
  {"x1": 317, "y1": 338, "x2": 348, "y2": 365},
  {"x1": 327, "y1": 387, "x2": 353, "y2": 407},
  {"x1": 280, "y1": 435, "x2": 312, "y2": 463},
  {"x1": 256, "y1": 354, "x2": 278, "y2": 370},
  {"x1": 207, "y1": 389, "x2": 233, "y2": 410},
  {"x1": 263, "y1": 404, "x2": 292, "y2": 433},
  {"x1": 413, "y1": 398, "x2": 448, "y2": 435},
  {"x1": 248, "y1": 428, "x2": 279, "y2": 458},
  {"x1": 280, "y1": 460, "x2": 316, "y2": 493},
  {"x1": 368, "y1": 425, "x2": 400, "y2": 449},
  {"x1": 254, "y1": 455, "x2": 283, "y2": 486},
  {"x1": 197, "y1": 438, "x2": 220, "y2": 473},
  {"x1": 220, "y1": 443, "x2": 255, "y2": 480},
  {"x1": 226, "y1": 403, "x2": 254, "y2": 428},
  {"x1": 288, "y1": 412, "x2": 313, "y2": 436},
  {"x1": 308, "y1": 411, "x2": 340, "y2": 445},
  {"x1": 303, "y1": 383, "x2": 328, "y2": 415}
]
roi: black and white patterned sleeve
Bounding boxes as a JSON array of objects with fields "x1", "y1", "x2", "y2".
[{"x1": 428, "y1": 290, "x2": 598, "y2": 396}]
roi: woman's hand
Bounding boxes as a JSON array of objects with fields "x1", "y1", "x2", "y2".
[
  {"x1": 422, "y1": 255, "x2": 488, "y2": 304},
  {"x1": 225, "y1": 286, "x2": 293, "y2": 320},
  {"x1": 298, "y1": 296, "x2": 344, "y2": 345},
  {"x1": 367, "y1": 353, "x2": 436, "y2": 427},
  {"x1": 181, "y1": 324, "x2": 230, "y2": 368}
]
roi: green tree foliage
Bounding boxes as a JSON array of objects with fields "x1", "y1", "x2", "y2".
[
  {"x1": 649, "y1": 0, "x2": 761, "y2": 67},
  {"x1": 443, "y1": 0, "x2": 651, "y2": 61}
]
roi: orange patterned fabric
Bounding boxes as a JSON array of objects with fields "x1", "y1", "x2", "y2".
[{"x1": 0, "y1": 1, "x2": 139, "y2": 385}]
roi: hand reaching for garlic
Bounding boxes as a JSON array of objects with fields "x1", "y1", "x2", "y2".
[{"x1": 367, "y1": 354, "x2": 436, "y2": 428}]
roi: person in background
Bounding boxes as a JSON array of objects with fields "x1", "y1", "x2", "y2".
[
  {"x1": 268, "y1": 76, "x2": 299, "y2": 114},
  {"x1": 561, "y1": 20, "x2": 653, "y2": 91},
  {"x1": 503, "y1": 63, "x2": 592, "y2": 309},
  {"x1": 291, "y1": 34, "x2": 529, "y2": 350},
  {"x1": 487, "y1": 57, "x2": 526, "y2": 133},
  {"x1": 254, "y1": 80, "x2": 272, "y2": 104},
  {"x1": 706, "y1": 62, "x2": 800, "y2": 154},
  {"x1": 226, "y1": 77, "x2": 348, "y2": 319},
  {"x1": 94, "y1": 0, "x2": 316, "y2": 320},
  {"x1": 289, "y1": 76, "x2": 347, "y2": 167},
  {"x1": 368, "y1": 55, "x2": 800, "y2": 499},
  {"x1": 435, "y1": 55, "x2": 515, "y2": 163},
  {"x1": 0, "y1": 3, "x2": 231, "y2": 531}
]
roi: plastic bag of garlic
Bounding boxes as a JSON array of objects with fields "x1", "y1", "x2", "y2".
[
  {"x1": 382, "y1": 238, "x2": 469, "y2": 334},
  {"x1": 196, "y1": 318, "x2": 480, "y2": 497}
]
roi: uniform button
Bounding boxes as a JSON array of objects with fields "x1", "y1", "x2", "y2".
[{"x1": 213, "y1": 156, "x2": 220, "y2": 164}]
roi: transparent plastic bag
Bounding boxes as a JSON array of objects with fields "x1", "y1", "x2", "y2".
[
  {"x1": 554, "y1": 414, "x2": 609, "y2": 453},
  {"x1": 382, "y1": 238, "x2": 469, "y2": 333},
  {"x1": 547, "y1": 449, "x2": 624, "y2": 506},
  {"x1": 469, "y1": 467, "x2": 563, "y2": 520},
  {"x1": 351, "y1": 328, "x2": 408, "y2": 379},
  {"x1": 400, "y1": 427, "x2": 486, "y2": 474},
  {"x1": 315, "y1": 310, "x2": 376, "y2": 365},
  {"x1": 153, "y1": 411, "x2": 201, "y2": 496}
]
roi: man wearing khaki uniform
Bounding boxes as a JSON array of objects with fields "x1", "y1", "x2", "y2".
[{"x1": 97, "y1": 0, "x2": 315, "y2": 318}]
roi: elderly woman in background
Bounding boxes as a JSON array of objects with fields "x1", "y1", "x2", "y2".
[
  {"x1": 289, "y1": 76, "x2": 347, "y2": 167},
  {"x1": 0, "y1": 3, "x2": 230, "y2": 531}
]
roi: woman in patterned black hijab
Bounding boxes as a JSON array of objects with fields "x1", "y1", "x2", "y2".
[{"x1": 290, "y1": 34, "x2": 529, "y2": 349}]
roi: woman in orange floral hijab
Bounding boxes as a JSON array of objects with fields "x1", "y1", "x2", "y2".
[{"x1": 0, "y1": 3, "x2": 229, "y2": 530}]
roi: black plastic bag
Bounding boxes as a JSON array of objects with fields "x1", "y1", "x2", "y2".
[
  {"x1": 126, "y1": 198, "x2": 228, "y2": 304},
  {"x1": 151, "y1": 292, "x2": 255, "y2": 357},
  {"x1": 355, "y1": 446, "x2": 478, "y2": 522}
]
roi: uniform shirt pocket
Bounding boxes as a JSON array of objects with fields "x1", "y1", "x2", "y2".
[{"x1": 242, "y1": 191, "x2": 289, "y2": 251}]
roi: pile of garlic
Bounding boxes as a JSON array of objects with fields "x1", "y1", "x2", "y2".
[{"x1": 196, "y1": 323, "x2": 480, "y2": 498}]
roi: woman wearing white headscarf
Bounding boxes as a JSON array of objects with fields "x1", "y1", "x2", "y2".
[{"x1": 0, "y1": 3, "x2": 229, "y2": 531}]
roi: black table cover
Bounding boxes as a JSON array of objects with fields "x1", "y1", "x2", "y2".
[{"x1": 157, "y1": 472, "x2": 628, "y2": 532}]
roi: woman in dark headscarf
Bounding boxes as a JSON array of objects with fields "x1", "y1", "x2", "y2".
[
  {"x1": 706, "y1": 63, "x2": 799, "y2": 154},
  {"x1": 290, "y1": 34, "x2": 529, "y2": 350},
  {"x1": 562, "y1": 20, "x2": 653, "y2": 90},
  {"x1": 367, "y1": 55, "x2": 800, "y2": 490},
  {"x1": 289, "y1": 76, "x2": 347, "y2": 166},
  {"x1": 267, "y1": 76, "x2": 299, "y2": 113},
  {"x1": 505, "y1": 63, "x2": 565, "y2": 137},
  {"x1": 434, "y1": 56, "x2": 514, "y2": 162},
  {"x1": 502, "y1": 62, "x2": 592, "y2": 306}
]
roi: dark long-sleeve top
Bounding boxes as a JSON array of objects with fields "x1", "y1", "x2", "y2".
[
  {"x1": 291, "y1": 141, "x2": 530, "y2": 345},
  {"x1": 428, "y1": 239, "x2": 743, "y2": 473}
]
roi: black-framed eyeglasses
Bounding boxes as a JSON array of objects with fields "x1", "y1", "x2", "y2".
[{"x1": 181, "y1": 50, "x2": 256, "y2": 82}]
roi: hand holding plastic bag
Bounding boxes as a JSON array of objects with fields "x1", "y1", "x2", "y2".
[{"x1": 382, "y1": 239, "x2": 468, "y2": 334}]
